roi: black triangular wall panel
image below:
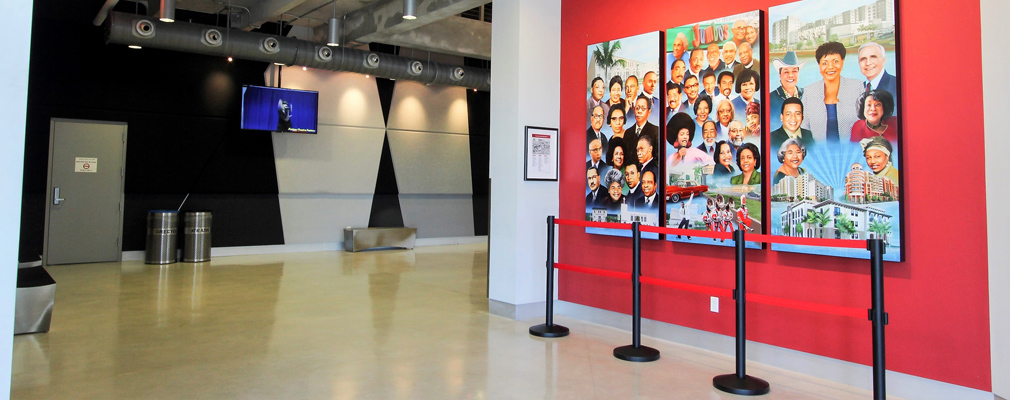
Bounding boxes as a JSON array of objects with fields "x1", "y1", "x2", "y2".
[
  {"x1": 376, "y1": 78, "x2": 395, "y2": 124},
  {"x1": 368, "y1": 133, "x2": 404, "y2": 227},
  {"x1": 467, "y1": 89, "x2": 491, "y2": 236}
]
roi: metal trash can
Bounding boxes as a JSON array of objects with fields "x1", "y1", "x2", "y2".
[
  {"x1": 183, "y1": 211, "x2": 212, "y2": 262},
  {"x1": 145, "y1": 210, "x2": 179, "y2": 264},
  {"x1": 15, "y1": 265, "x2": 56, "y2": 335}
]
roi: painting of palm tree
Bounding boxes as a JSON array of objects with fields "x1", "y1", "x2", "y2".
[
  {"x1": 869, "y1": 221, "x2": 892, "y2": 244},
  {"x1": 835, "y1": 214, "x2": 857, "y2": 239},
  {"x1": 802, "y1": 209, "x2": 831, "y2": 238},
  {"x1": 592, "y1": 41, "x2": 626, "y2": 80}
]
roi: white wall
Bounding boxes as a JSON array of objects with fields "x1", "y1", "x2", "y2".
[
  {"x1": 273, "y1": 69, "x2": 387, "y2": 245},
  {"x1": 488, "y1": 0, "x2": 561, "y2": 316},
  {"x1": 0, "y1": 2, "x2": 32, "y2": 399},
  {"x1": 273, "y1": 68, "x2": 475, "y2": 243},
  {"x1": 982, "y1": 0, "x2": 1010, "y2": 396}
]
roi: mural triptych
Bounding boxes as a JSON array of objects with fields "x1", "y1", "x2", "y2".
[{"x1": 583, "y1": 0, "x2": 902, "y2": 261}]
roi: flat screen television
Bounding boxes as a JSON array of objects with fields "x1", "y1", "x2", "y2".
[{"x1": 240, "y1": 85, "x2": 319, "y2": 133}]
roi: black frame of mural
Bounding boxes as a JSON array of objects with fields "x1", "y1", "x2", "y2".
[
  {"x1": 766, "y1": 0, "x2": 904, "y2": 261},
  {"x1": 578, "y1": 2, "x2": 903, "y2": 261},
  {"x1": 525, "y1": 126, "x2": 559, "y2": 181},
  {"x1": 584, "y1": 32, "x2": 663, "y2": 236},
  {"x1": 662, "y1": 10, "x2": 766, "y2": 249}
]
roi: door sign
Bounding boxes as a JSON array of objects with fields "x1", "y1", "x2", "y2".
[{"x1": 75, "y1": 157, "x2": 97, "y2": 173}]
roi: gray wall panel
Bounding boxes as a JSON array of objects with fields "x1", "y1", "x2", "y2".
[
  {"x1": 399, "y1": 194, "x2": 475, "y2": 238},
  {"x1": 277, "y1": 194, "x2": 373, "y2": 244},
  {"x1": 386, "y1": 81, "x2": 469, "y2": 134},
  {"x1": 272, "y1": 125, "x2": 386, "y2": 194},
  {"x1": 387, "y1": 129, "x2": 473, "y2": 195},
  {"x1": 280, "y1": 68, "x2": 386, "y2": 129}
]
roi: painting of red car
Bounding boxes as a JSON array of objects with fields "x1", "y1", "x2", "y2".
[{"x1": 665, "y1": 180, "x2": 708, "y2": 202}]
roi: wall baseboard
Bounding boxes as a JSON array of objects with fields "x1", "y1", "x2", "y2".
[
  {"x1": 489, "y1": 299, "x2": 546, "y2": 321},
  {"x1": 415, "y1": 235, "x2": 487, "y2": 247},
  {"x1": 556, "y1": 300, "x2": 994, "y2": 400},
  {"x1": 121, "y1": 236, "x2": 489, "y2": 261}
]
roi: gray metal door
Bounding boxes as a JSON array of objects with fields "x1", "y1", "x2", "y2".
[{"x1": 44, "y1": 119, "x2": 127, "y2": 265}]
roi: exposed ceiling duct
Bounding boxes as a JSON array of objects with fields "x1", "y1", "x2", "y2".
[{"x1": 104, "y1": 11, "x2": 490, "y2": 91}]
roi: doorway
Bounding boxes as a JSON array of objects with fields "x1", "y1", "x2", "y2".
[{"x1": 44, "y1": 119, "x2": 127, "y2": 265}]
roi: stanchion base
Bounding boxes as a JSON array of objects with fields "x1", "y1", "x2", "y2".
[
  {"x1": 713, "y1": 374, "x2": 770, "y2": 396},
  {"x1": 613, "y1": 345, "x2": 660, "y2": 362},
  {"x1": 529, "y1": 324, "x2": 570, "y2": 338}
]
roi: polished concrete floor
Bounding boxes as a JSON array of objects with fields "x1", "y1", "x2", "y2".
[{"x1": 12, "y1": 243, "x2": 898, "y2": 399}]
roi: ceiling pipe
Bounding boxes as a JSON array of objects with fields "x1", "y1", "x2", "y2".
[
  {"x1": 93, "y1": 0, "x2": 121, "y2": 26},
  {"x1": 104, "y1": 11, "x2": 490, "y2": 91}
]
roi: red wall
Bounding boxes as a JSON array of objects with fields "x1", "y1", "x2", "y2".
[{"x1": 559, "y1": 0, "x2": 991, "y2": 391}]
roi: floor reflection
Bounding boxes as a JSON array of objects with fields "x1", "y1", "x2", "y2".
[{"x1": 11, "y1": 243, "x2": 885, "y2": 400}]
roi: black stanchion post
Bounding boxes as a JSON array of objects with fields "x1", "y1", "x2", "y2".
[
  {"x1": 713, "y1": 229, "x2": 770, "y2": 396},
  {"x1": 868, "y1": 238, "x2": 887, "y2": 400},
  {"x1": 530, "y1": 216, "x2": 569, "y2": 338},
  {"x1": 613, "y1": 222, "x2": 660, "y2": 362}
]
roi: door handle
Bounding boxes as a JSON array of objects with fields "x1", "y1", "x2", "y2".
[{"x1": 53, "y1": 187, "x2": 65, "y2": 205}]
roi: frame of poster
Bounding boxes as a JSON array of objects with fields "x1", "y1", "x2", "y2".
[
  {"x1": 664, "y1": 10, "x2": 764, "y2": 249},
  {"x1": 584, "y1": 31, "x2": 662, "y2": 239},
  {"x1": 525, "y1": 126, "x2": 559, "y2": 181},
  {"x1": 767, "y1": 0, "x2": 903, "y2": 261}
]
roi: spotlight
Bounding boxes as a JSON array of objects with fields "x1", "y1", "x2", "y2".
[
  {"x1": 128, "y1": 45, "x2": 142, "y2": 49},
  {"x1": 227, "y1": 56, "x2": 233, "y2": 62},
  {"x1": 133, "y1": 19, "x2": 155, "y2": 38},
  {"x1": 327, "y1": 17, "x2": 340, "y2": 47},
  {"x1": 159, "y1": 0, "x2": 176, "y2": 22},
  {"x1": 201, "y1": 29, "x2": 223, "y2": 47},
  {"x1": 365, "y1": 74, "x2": 370, "y2": 78},
  {"x1": 408, "y1": 60, "x2": 423, "y2": 76},
  {"x1": 473, "y1": 88, "x2": 477, "y2": 92},
  {"x1": 403, "y1": 0, "x2": 417, "y2": 20},
  {"x1": 363, "y1": 53, "x2": 380, "y2": 69},
  {"x1": 302, "y1": 66, "x2": 307, "y2": 71}
]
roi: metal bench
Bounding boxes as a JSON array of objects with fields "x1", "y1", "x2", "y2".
[{"x1": 343, "y1": 227, "x2": 417, "y2": 252}]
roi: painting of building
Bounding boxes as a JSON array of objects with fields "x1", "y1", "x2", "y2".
[
  {"x1": 620, "y1": 203, "x2": 657, "y2": 226},
  {"x1": 780, "y1": 199, "x2": 892, "y2": 241},
  {"x1": 844, "y1": 163, "x2": 898, "y2": 204},
  {"x1": 774, "y1": 0, "x2": 895, "y2": 49},
  {"x1": 771, "y1": 173, "x2": 834, "y2": 202}
]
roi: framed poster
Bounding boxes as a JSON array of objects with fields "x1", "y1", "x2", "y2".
[
  {"x1": 664, "y1": 11, "x2": 764, "y2": 249},
  {"x1": 584, "y1": 32, "x2": 662, "y2": 239},
  {"x1": 525, "y1": 126, "x2": 559, "y2": 181},
  {"x1": 768, "y1": 0, "x2": 903, "y2": 261}
]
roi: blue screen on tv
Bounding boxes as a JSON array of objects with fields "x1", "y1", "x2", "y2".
[{"x1": 241, "y1": 85, "x2": 318, "y2": 133}]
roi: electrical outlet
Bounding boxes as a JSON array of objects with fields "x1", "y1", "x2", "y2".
[{"x1": 710, "y1": 296, "x2": 719, "y2": 313}]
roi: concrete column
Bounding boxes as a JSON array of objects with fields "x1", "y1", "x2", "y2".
[
  {"x1": 0, "y1": 2, "x2": 32, "y2": 399},
  {"x1": 983, "y1": 0, "x2": 1010, "y2": 397},
  {"x1": 487, "y1": 0, "x2": 561, "y2": 319}
]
